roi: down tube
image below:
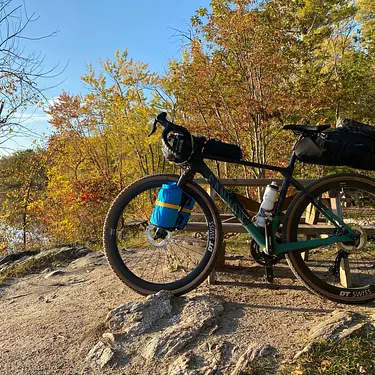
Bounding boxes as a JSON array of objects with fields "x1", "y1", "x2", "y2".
[{"x1": 200, "y1": 165, "x2": 266, "y2": 248}]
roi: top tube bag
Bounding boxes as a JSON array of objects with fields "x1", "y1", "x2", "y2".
[{"x1": 202, "y1": 139, "x2": 243, "y2": 161}]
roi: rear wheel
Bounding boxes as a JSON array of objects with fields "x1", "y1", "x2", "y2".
[
  {"x1": 283, "y1": 174, "x2": 375, "y2": 304},
  {"x1": 103, "y1": 174, "x2": 223, "y2": 296}
]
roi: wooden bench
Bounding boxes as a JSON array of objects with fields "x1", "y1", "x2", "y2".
[
  {"x1": 188, "y1": 178, "x2": 308, "y2": 283},
  {"x1": 188, "y1": 178, "x2": 370, "y2": 287}
]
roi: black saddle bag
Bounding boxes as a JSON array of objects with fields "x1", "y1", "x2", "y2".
[
  {"x1": 337, "y1": 118, "x2": 375, "y2": 139},
  {"x1": 294, "y1": 120, "x2": 375, "y2": 170},
  {"x1": 202, "y1": 139, "x2": 243, "y2": 161}
]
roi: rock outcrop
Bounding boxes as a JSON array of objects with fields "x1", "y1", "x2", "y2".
[
  {"x1": 0, "y1": 246, "x2": 91, "y2": 281},
  {"x1": 294, "y1": 310, "x2": 375, "y2": 359},
  {"x1": 87, "y1": 291, "x2": 276, "y2": 374}
]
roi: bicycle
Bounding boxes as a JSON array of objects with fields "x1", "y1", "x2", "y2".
[{"x1": 103, "y1": 112, "x2": 375, "y2": 304}]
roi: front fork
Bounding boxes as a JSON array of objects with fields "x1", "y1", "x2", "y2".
[{"x1": 177, "y1": 167, "x2": 196, "y2": 187}]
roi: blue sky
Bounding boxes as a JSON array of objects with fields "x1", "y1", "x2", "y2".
[{"x1": 6, "y1": 0, "x2": 211, "y2": 152}]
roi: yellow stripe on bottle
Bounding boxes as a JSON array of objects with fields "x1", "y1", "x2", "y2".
[
  {"x1": 155, "y1": 200, "x2": 180, "y2": 210},
  {"x1": 155, "y1": 200, "x2": 193, "y2": 213}
]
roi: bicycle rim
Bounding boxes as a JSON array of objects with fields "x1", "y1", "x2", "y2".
[
  {"x1": 103, "y1": 174, "x2": 222, "y2": 295},
  {"x1": 284, "y1": 174, "x2": 375, "y2": 304}
]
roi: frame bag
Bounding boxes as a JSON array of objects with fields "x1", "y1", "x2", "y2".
[{"x1": 294, "y1": 121, "x2": 375, "y2": 170}]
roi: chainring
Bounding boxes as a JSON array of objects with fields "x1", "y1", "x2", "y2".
[{"x1": 250, "y1": 239, "x2": 280, "y2": 266}]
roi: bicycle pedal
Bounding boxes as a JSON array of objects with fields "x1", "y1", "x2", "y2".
[{"x1": 264, "y1": 266, "x2": 274, "y2": 283}]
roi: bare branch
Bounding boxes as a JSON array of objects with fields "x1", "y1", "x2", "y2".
[{"x1": 0, "y1": 0, "x2": 62, "y2": 147}]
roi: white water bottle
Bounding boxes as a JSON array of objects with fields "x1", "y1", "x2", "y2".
[{"x1": 255, "y1": 182, "x2": 279, "y2": 227}]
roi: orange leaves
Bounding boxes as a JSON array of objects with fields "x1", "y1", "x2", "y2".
[{"x1": 78, "y1": 192, "x2": 99, "y2": 203}]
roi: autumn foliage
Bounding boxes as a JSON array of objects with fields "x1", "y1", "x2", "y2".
[{"x1": 2, "y1": 0, "x2": 375, "y2": 250}]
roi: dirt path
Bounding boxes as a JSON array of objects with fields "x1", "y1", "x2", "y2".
[{"x1": 0, "y1": 252, "x2": 374, "y2": 374}]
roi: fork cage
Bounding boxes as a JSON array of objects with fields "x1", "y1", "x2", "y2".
[{"x1": 179, "y1": 155, "x2": 354, "y2": 255}]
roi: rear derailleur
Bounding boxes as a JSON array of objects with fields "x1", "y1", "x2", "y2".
[{"x1": 328, "y1": 249, "x2": 349, "y2": 276}]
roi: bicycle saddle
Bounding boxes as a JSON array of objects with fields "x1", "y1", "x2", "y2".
[{"x1": 283, "y1": 124, "x2": 330, "y2": 136}]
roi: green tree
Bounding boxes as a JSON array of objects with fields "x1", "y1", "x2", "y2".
[
  {"x1": 42, "y1": 50, "x2": 169, "y2": 244},
  {"x1": 162, "y1": 0, "x2": 296, "y2": 180},
  {"x1": 161, "y1": 0, "x2": 375, "y2": 181},
  {"x1": 0, "y1": 149, "x2": 46, "y2": 250},
  {"x1": 357, "y1": 0, "x2": 375, "y2": 54}
]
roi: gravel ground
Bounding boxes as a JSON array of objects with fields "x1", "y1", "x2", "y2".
[{"x1": 0, "y1": 252, "x2": 374, "y2": 375}]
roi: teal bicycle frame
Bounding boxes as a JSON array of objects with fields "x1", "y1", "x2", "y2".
[{"x1": 178, "y1": 152, "x2": 356, "y2": 256}]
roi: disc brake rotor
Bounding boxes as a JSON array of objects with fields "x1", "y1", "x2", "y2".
[
  {"x1": 146, "y1": 225, "x2": 172, "y2": 247},
  {"x1": 339, "y1": 225, "x2": 367, "y2": 252}
]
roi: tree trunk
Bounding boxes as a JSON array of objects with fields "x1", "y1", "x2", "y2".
[{"x1": 22, "y1": 212, "x2": 27, "y2": 250}]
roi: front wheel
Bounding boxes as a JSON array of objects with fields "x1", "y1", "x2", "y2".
[
  {"x1": 283, "y1": 174, "x2": 375, "y2": 304},
  {"x1": 103, "y1": 174, "x2": 223, "y2": 296}
]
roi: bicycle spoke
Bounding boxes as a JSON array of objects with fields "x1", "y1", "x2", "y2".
[
  {"x1": 172, "y1": 241, "x2": 200, "y2": 269},
  {"x1": 152, "y1": 249, "x2": 162, "y2": 282}
]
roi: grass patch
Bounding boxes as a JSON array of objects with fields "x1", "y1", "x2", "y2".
[
  {"x1": 0, "y1": 248, "x2": 79, "y2": 284},
  {"x1": 88, "y1": 242, "x2": 104, "y2": 252},
  {"x1": 225, "y1": 233, "x2": 250, "y2": 256},
  {"x1": 246, "y1": 355, "x2": 279, "y2": 375},
  {"x1": 279, "y1": 330, "x2": 375, "y2": 375}
]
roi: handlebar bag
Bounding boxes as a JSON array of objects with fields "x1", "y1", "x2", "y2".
[
  {"x1": 202, "y1": 139, "x2": 243, "y2": 160},
  {"x1": 294, "y1": 126, "x2": 375, "y2": 170},
  {"x1": 150, "y1": 183, "x2": 195, "y2": 231},
  {"x1": 162, "y1": 133, "x2": 193, "y2": 164}
]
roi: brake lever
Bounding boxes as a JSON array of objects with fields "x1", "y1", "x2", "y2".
[
  {"x1": 148, "y1": 119, "x2": 158, "y2": 137},
  {"x1": 148, "y1": 112, "x2": 169, "y2": 137}
]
